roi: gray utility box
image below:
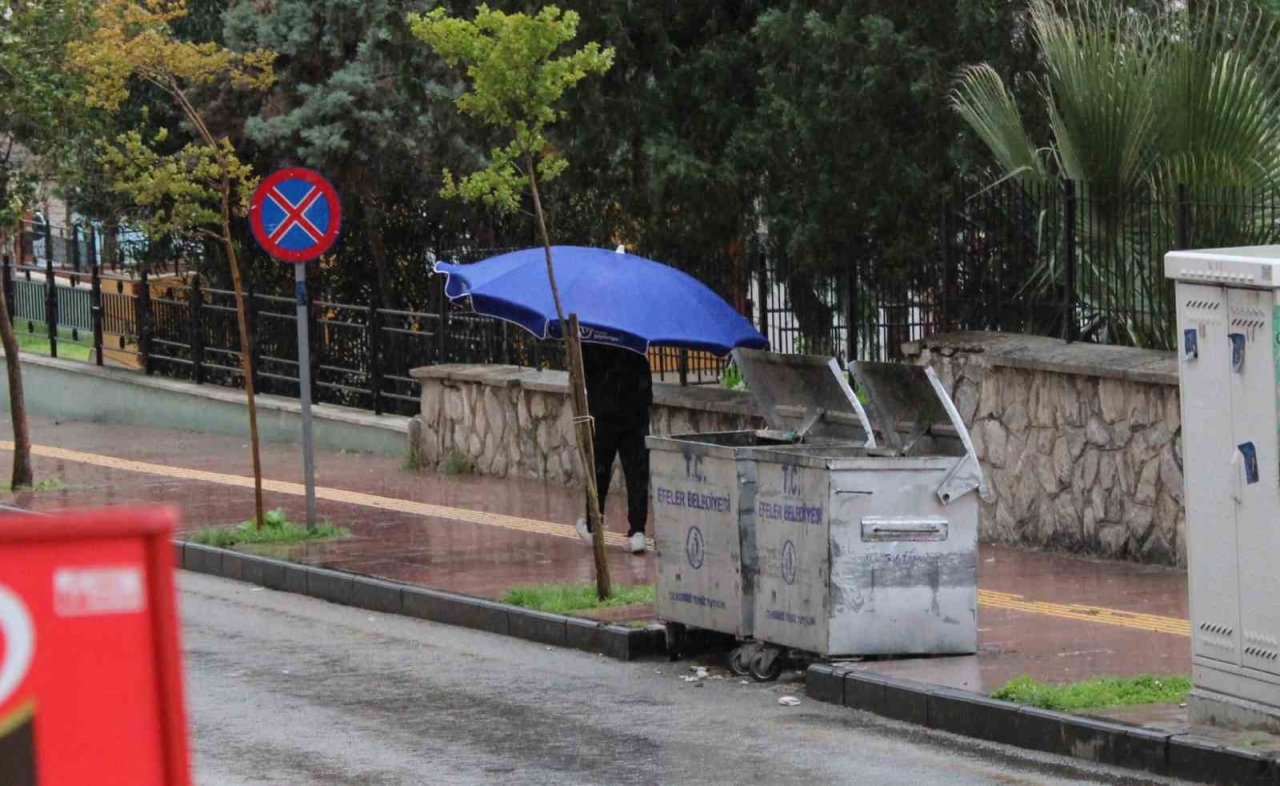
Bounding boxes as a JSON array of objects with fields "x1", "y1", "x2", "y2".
[
  {"x1": 748, "y1": 360, "x2": 985, "y2": 657},
  {"x1": 647, "y1": 352, "x2": 874, "y2": 639},
  {"x1": 1166, "y1": 246, "x2": 1280, "y2": 727}
]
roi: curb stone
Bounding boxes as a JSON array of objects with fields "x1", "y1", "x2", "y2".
[
  {"x1": 806, "y1": 665, "x2": 1278, "y2": 784},
  {"x1": 175, "y1": 540, "x2": 663, "y2": 661}
]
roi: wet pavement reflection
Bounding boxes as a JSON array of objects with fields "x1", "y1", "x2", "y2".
[{"x1": 1, "y1": 415, "x2": 1190, "y2": 691}]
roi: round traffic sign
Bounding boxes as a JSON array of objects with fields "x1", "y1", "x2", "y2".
[{"x1": 249, "y1": 167, "x2": 342, "y2": 263}]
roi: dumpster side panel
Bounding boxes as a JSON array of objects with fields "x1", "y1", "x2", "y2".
[
  {"x1": 736, "y1": 459, "x2": 758, "y2": 636},
  {"x1": 826, "y1": 466, "x2": 978, "y2": 656},
  {"x1": 651, "y1": 442, "x2": 746, "y2": 635},
  {"x1": 753, "y1": 458, "x2": 830, "y2": 652}
]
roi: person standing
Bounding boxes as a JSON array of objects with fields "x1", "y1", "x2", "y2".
[{"x1": 576, "y1": 341, "x2": 652, "y2": 555}]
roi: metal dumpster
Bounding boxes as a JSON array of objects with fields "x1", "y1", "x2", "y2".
[
  {"x1": 745, "y1": 360, "x2": 984, "y2": 678},
  {"x1": 647, "y1": 352, "x2": 874, "y2": 664}
]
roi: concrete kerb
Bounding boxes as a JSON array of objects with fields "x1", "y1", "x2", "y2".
[
  {"x1": 806, "y1": 665, "x2": 1279, "y2": 784},
  {"x1": 176, "y1": 540, "x2": 664, "y2": 661}
]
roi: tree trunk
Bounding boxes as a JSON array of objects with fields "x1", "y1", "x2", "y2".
[
  {"x1": 0, "y1": 233, "x2": 32, "y2": 488},
  {"x1": 527, "y1": 153, "x2": 611, "y2": 600},
  {"x1": 362, "y1": 200, "x2": 397, "y2": 310},
  {"x1": 222, "y1": 190, "x2": 265, "y2": 528},
  {"x1": 787, "y1": 267, "x2": 835, "y2": 355}
]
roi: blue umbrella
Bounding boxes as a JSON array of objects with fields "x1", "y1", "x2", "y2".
[{"x1": 434, "y1": 246, "x2": 768, "y2": 356}]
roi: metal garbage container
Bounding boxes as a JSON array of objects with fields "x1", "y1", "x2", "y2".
[
  {"x1": 647, "y1": 352, "x2": 874, "y2": 669},
  {"x1": 745, "y1": 360, "x2": 984, "y2": 679}
]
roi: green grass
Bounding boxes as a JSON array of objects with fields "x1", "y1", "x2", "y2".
[
  {"x1": 991, "y1": 675, "x2": 1191, "y2": 712},
  {"x1": 190, "y1": 508, "x2": 349, "y2": 547},
  {"x1": 501, "y1": 583, "x2": 655, "y2": 614},
  {"x1": 402, "y1": 449, "x2": 425, "y2": 473},
  {"x1": 12, "y1": 325, "x2": 93, "y2": 362},
  {"x1": 443, "y1": 449, "x2": 476, "y2": 476},
  {"x1": 0, "y1": 478, "x2": 65, "y2": 492}
]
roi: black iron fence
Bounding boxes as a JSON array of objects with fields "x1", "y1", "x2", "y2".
[{"x1": 5, "y1": 180, "x2": 1276, "y2": 416}]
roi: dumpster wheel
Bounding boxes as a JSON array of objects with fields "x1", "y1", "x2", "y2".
[
  {"x1": 664, "y1": 622, "x2": 687, "y2": 661},
  {"x1": 729, "y1": 643, "x2": 759, "y2": 677},
  {"x1": 749, "y1": 646, "x2": 785, "y2": 682}
]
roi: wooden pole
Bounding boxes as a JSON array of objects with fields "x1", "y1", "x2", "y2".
[{"x1": 526, "y1": 152, "x2": 611, "y2": 599}]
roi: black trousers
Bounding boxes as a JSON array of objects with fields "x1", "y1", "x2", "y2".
[{"x1": 586, "y1": 417, "x2": 649, "y2": 536}]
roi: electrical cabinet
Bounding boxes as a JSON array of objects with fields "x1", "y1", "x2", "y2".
[{"x1": 1168, "y1": 247, "x2": 1280, "y2": 716}]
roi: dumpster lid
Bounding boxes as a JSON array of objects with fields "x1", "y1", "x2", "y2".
[
  {"x1": 731, "y1": 349, "x2": 875, "y2": 446},
  {"x1": 848, "y1": 361, "x2": 977, "y2": 458}
]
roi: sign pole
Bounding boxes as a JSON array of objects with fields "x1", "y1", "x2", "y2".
[
  {"x1": 249, "y1": 166, "x2": 341, "y2": 532},
  {"x1": 294, "y1": 262, "x2": 317, "y2": 530}
]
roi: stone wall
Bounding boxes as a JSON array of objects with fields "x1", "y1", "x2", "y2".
[
  {"x1": 903, "y1": 333, "x2": 1184, "y2": 566},
  {"x1": 410, "y1": 333, "x2": 1188, "y2": 566},
  {"x1": 408, "y1": 365, "x2": 760, "y2": 485}
]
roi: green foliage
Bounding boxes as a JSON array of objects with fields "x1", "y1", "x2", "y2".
[
  {"x1": 0, "y1": 0, "x2": 93, "y2": 227},
  {"x1": 992, "y1": 674, "x2": 1190, "y2": 712},
  {"x1": 98, "y1": 129, "x2": 255, "y2": 239},
  {"x1": 408, "y1": 4, "x2": 614, "y2": 212},
  {"x1": 6, "y1": 323, "x2": 93, "y2": 362},
  {"x1": 68, "y1": 0, "x2": 275, "y2": 242},
  {"x1": 721, "y1": 361, "x2": 746, "y2": 392},
  {"x1": 443, "y1": 449, "x2": 476, "y2": 476},
  {"x1": 953, "y1": 0, "x2": 1280, "y2": 191},
  {"x1": 402, "y1": 449, "x2": 425, "y2": 473},
  {"x1": 190, "y1": 508, "x2": 348, "y2": 547},
  {"x1": 501, "y1": 582, "x2": 654, "y2": 614},
  {"x1": 2, "y1": 478, "x2": 66, "y2": 493}
]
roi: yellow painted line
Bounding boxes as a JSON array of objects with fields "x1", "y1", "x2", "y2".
[
  {"x1": 6, "y1": 440, "x2": 1190, "y2": 634},
  {"x1": 2, "y1": 441, "x2": 642, "y2": 549},
  {"x1": 978, "y1": 589, "x2": 1190, "y2": 637}
]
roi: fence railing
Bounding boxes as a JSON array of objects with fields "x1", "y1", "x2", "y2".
[{"x1": 5, "y1": 180, "x2": 1273, "y2": 417}]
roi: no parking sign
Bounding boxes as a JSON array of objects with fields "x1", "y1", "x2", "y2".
[
  {"x1": 248, "y1": 167, "x2": 344, "y2": 529},
  {"x1": 249, "y1": 167, "x2": 342, "y2": 263}
]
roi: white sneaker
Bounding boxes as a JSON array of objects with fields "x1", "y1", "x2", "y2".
[
  {"x1": 627, "y1": 532, "x2": 647, "y2": 555},
  {"x1": 575, "y1": 518, "x2": 592, "y2": 545}
]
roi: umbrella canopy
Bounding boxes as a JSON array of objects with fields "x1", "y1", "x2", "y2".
[{"x1": 434, "y1": 246, "x2": 768, "y2": 356}]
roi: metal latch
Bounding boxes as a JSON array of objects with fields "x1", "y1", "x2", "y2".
[{"x1": 861, "y1": 516, "x2": 949, "y2": 542}]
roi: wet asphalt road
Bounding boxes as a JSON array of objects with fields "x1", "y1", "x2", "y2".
[{"x1": 181, "y1": 573, "x2": 1184, "y2": 786}]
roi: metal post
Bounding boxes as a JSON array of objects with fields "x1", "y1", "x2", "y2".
[
  {"x1": 44, "y1": 242, "x2": 57, "y2": 358},
  {"x1": 756, "y1": 249, "x2": 769, "y2": 342},
  {"x1": 71, "y1": 224, "x2": 81, "y2": 272},
  {"x1": 191, "y1": 275, "x2": 205, "y2": 384},
  {"x1": 844, "y1": 263, "x2": 857, "y2": 364},
  {"x1": 2, "y1": 254, "x2": 13, "y2": 331},
  {"x1": 1176, "y1": 183, "x2": 1191, "y2": 250},
  {"x1": 137, "y1": 268, "x2": 152, "y2": 373},
  {"x1": 1062, "y1": 179, "x2": 1079, "y2": 343},
  {"x1": 940, "y1": 202, "x2": 956, "y2": 330},
  {"x1": 436, "y1": 295, "x2": 449, "y2": 363},
  {"x1": 369, "y1": 291, "x2": 383, "y2": 415},
  {"x1": 294, "y1": 263, "x2": 317, "y2": 529},
  {"x1": 90, "y1": 250, "x2": 104, "y2": 367}
]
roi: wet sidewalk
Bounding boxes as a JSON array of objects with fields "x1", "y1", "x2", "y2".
[{"x1": 1, "y1": 413, "x2": 1190, "y2": 692}]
